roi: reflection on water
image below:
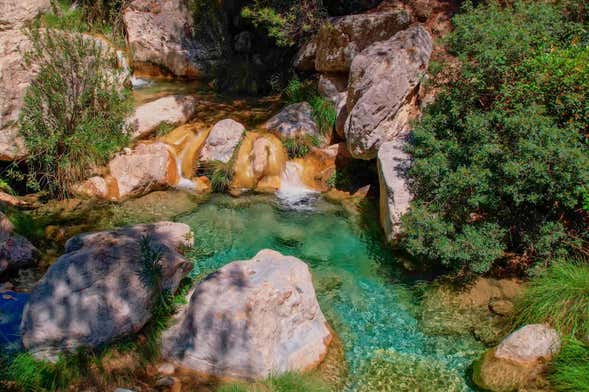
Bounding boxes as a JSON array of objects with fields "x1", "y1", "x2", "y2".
[{"x1": 176, "y1": 194, "x2": 484, "y2": 390}]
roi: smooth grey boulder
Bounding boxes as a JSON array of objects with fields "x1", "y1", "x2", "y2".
[
  {"x1": 21, "y1": 222, "x2": 194, "y2": 361},
  {"x1": 314, "y1": 11, "x2": 412, "y2": 73},
  {"x1": 200, "y1": 119, "x2": 246, "y2": 164},
  {"x1": 123, "y1": 0, "x2": 230, "y2": 77},
  {"x1": 496, "y1": 324, "x2": 560, "y2": 364},
  {"x1": 377, "y1": 138, "x2": 412, "y2": 242},
  {"x1": 161, "y1": 249, "x2": 332, "y2": 380},
  {"x1": 344, "y1": 25, "x2": 432, "y2": 159},
  {"x1": 0, "y1": 212, "x2": 39, "y2": 275},
  {"x1": 264, "y1": 102, "x2": 319, "y2": 140}
]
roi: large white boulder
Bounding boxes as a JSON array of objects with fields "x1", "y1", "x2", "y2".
[
  {"x1": 20, "y1": 222, "x2": 194, "y2": 361},
  {"x1": 161, "y1": 249, "x2": 332, "y2": 380},
  {"x1": 344, "y1": 25, "x2": 432, "y2": 159},
  {"x1": 199, "y1": 119, "x2": 245, "y2": 164}
]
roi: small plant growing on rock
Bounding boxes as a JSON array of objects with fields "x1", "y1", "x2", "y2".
[
  {"x1": 16, "y1": 28, "x2": 131, "y2": 198},
  {"x1": 284, "y1": 136, "x2": 311, "y2": 159},
  {"x1": 202, "y1": 160, "x2": 234, "y2": 193}
]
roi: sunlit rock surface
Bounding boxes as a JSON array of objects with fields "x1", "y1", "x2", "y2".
[
  {"x1": 21, "y1": 222, "x2": 194, "y2": 361},
  {"x1": 199, "y1": 119, "x2": 245, "y2": 164},
  {"x1": 344, "y1": 25, "x2": 432, "y2": 159},
  {"x1": 161, "y1": 249, "x2": 332, "y2": 380},
  {"x1": 473, "y1": 324, "x2": 560, "y2": 391},
  {"x1": 230, "y1": 132, "x2": 288, "y2": 195}
]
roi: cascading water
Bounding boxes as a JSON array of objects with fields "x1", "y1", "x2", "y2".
[{"x1": 276, "y1": 161, "x2": 318, "y2": 210}]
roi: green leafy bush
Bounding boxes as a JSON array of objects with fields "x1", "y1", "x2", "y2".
[
  {"x1": 16, "y1": 29, "x2": 131, "y2": 198},
  {"x1": 241, "y1": 0, "x2": 326, "y2": 47},
  {"x1": 202, "y1": 160, "x2": 234, "y2": 193},
  {"x1": 355, "y1": 349, "x2": 468, "y2": 392},
  {"x1": 284, "y1": 78, "x2": 336, "y2": 137},
  {"x1": 550, "y1": 337, "x2": 589, "y2": 392},
  {"x1": 402, "y1": 1, "x2": 589, "y2": 274},
  {"x1": 514, "y1": 261, "x2": 589, "y2": 338}
]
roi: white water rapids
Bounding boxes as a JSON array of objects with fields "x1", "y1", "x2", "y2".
[{"x1": 276, "y1": 161, "x2": 318, "y2": 210}]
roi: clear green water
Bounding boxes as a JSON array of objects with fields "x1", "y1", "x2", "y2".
[{"x1": 175, "y1": 194, "x2": 484, "y2": 390}]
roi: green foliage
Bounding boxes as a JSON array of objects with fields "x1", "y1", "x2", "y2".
[
  {"x1": 202, "y1": 160, "x2": 234, "y2": 193},
  {"x1": 241, "y1": 0, "x2": 326, "y2": 47},
  {"x1": 154, "y1": 122, "x2": 176, "y2": 137},
  {"x1": 0, "y1": 177, "x2": 14, "y2": 194},
  {"x1": 218, "y1": 372, "x2": 330, "y2": 392},
  {"x1": 355, "y1": 349, "x2": 467, "y2": 392},
  {"x1": 39, "y1": 0, "x2": 88, "y2": 32},
  {"x1": 284, "y1": 78, "x2": 336, "y2": 137},
  {"x1": 403, "y1": 0, "x2": 589, "y2": 274},
  {"x1": 283, "y1": 136, "x2": 311, "y2": 159},
  {"x1": 17, "y1": 29, "x2": 131, "y2": 198},
  {"x1": 514, "y1": 261, "x2": 589, "y2": 338},
  {"x1": 550, "y1": 337, "x2": 589, "y2": 392}
]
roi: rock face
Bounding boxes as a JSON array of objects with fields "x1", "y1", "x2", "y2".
[
  {"x1": 344, "y1": 25, "x2": 432, "y2": 159},
  {"x1": 161, "y1": 249, "x2": 332, "y2": 380},
  {"x1": 231, "y1": 132, "x2": 288, "y2": 195},
  {"x1": 318, "y1": 74, "x2": 348, "y2": 138},
  {"x1": 0, "y1": 0, "x2": 50, "y2": 31},
  {"x1": 126, "y1": 95, "x2": 199, "y2": 140},
  {"x1": 200, "y1": 119, "x2": 245, "y2": 164},
  {"x1": 314, "y1": 11, "x2": 412, "y2": 73},
  {"x1": 473, "y1": 324, "x2": 560, "y2": 392},
  {"x1": 0, "y1": 212, "x2": 39, "y2": 275},
  {"x1": 123, "y1": 0, "x2": 230, "y2": 77},
  {"x1": 21, "y1": 222, "x2": 194, "y2": 360},
  {"x1": 264, "y1": 102, "x2": 319, "y2": 140},
  {"x1": 377, "y1": 138, "x2": 412, "y2": 242}
]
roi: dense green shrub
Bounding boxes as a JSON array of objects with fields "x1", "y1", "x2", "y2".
[
  {"x1": 284, "y1": 78, "x2": 336, "y2": 137},
  {"x1": 514, "y1": 261, "x2": 589, "y2": 338},
  {"x1": 550, "y1": 337, "x2": 589, "y2": 392},
  {"x1": 241, "y1": 0, "x2": 327, "y2": 47},
  {"x1": 402, "y1": 1, "x2": 589, "y2": 274},
  {"x1": 355, "y1": 349, "x2": 467, "y2": 392},
  {"x1": 15, "y1": 29, "x2": 131, "y2": 198}
]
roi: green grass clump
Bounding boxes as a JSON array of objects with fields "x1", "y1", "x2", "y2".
[
  {"x1": 218, "y1": 372, "x2": 330, "y2": 392},
  {"x1": 202, "y1": 160, "x2": 234, "y2": 193},
  {"x1": 283, "y1": 78, "x2": 336, "y2": 137},
  {"x1": 514, "y1": 261, "x2": 589, "y2": 338},
  {"x1": 355, "y1": 350, "x2": 468, "y2": 392},
  {"x1": 549, "y1": 338, "x2": 589, "y2": 392},
  {"x1": 283, "y1": 136, "x2": 311, "y2": 159}
]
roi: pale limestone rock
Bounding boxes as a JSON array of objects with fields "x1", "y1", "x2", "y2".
[
  {"x1": 126, "y1": 95, "x2": 198, "y2": 140},
  {"x1": 161, "y1": 249, "x2": 332, "y2": 380},
  {"x1": 344, "y1": 25, "x2": 432, "y2": 159},
  {"x1": 200, "y1": 119, "x2": 245, "y2": 164},
  {"x1": 0, "y1": 0, "x2": 50, "y2": 31},
  {"x1": 264, "y1": 102, "x2": 319, "y2": 140},
  {"x1": 21, "y1": 222, "x2": 194, "y2": 361}
]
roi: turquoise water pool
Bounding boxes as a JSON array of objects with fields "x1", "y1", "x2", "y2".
[{"x1": 176, "y1": 194, "x2": 484, "y2": 390}]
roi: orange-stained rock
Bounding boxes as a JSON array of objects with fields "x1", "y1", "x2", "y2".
[
  {"x1": 192, "y1": 176, "x2": 211, "y2": 195},
  {"x1": 159, "y1": 123, "x2": 210, "y2": 179},
  {"x1": 230, "y1": 132, "x2": 288, "y2": 195}
]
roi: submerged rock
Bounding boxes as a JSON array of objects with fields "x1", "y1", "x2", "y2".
[
  {"x1": 230, "y1": 132, "x2": 287, "y2": 195},
  {"x1": 344, "y1": 25, "x2": 432, "y2": 159},
  {"x1": 200, "y1": 119, "x2": 246, "y2": 164},
  {"x1": 123, "y1": 0, "x2": 230, "y2": 78},
  {"x1": 264, "y1": 102, "x2": 319, "y2": 141},
  {"x1": 21, "y1": 222, "x2": 194, "y2": 361},
  {"x1": 313, "y1": 11, "x2": 412, "y2": 73},
  {"x1": 473, "y1": 324, "x2": 560, "y2": 392},
  {"x1": 377, "y1": 138, "x2": 412, "y2": 242},
  {"x1": 126, "y1": 95, "x2": 199, "y2": 140},
  {"x1": 0, "y1": 212, "x2": 39, "y2": 275},
  {"x1": 161, "y1": 249, "x2": 332, "y2": 380}
]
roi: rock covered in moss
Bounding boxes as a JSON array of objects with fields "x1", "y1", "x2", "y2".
[
  {"x1": 123, "y1": 0, "x2": 230, "y2": 78},
  {"x1": 356, "y1": 349, "x2": 468, "y2": 392},
  {"x1": 161, "y1": 249, "x2": 332, "y2": 380},
  {"x1": 20, "y1": 222, "x2": 194, "y2": 361},
  {"x1": 344, "y1": 25, "x2": 432, "y2": 159},
  {"x1": 473, "y1": 324, "x2": 560, "y2": 391}
]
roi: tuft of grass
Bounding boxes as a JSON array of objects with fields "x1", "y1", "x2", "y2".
[
  {"x1": 283, "y1": 136, "x2": 310, "y2": 159},
  {"x1": 549, "y1": 337, "x2": 589, "y2": 392},
  {"x1": 513, "y1": 260, "x2": 589, "y2": 338},
  {"x1": 309, "y1": 95, "x2": 336, "y2": 136},
  {"x1": 154, "y1": 122, "x2": 176, "y2": 137},
  {"x1": 218, "y1": 372, "x2": 330, "y2": 392},
  {"x1": 202, "y1": 160, "x2": 234, "y2": 193}
]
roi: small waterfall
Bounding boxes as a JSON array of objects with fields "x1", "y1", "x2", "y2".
[
  {"x1": 174, "y1": 148, "x2": 197, "y2": 190},
  {"x1": 277, "y1": 161, "x2": 317, "y2": 210}
]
